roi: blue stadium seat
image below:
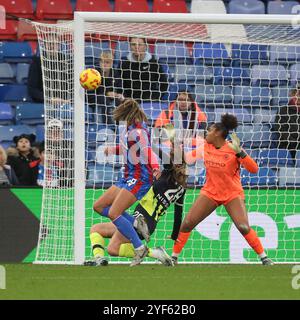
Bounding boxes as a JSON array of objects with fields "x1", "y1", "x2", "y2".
[
  {"x1": 86, "y1": 164, "x2": 120, "y2": 187},
  {"x1": 289, "y1": 63, "x2": 300, "y2": 85},
  {"x1": 141, "y1": 101, "x2": 168, "y2": 121},
  {"x1": 35, "y1": 125, "x2": 45, "y2": 142},
  {"x1": 213, "y1": 67, "x2": 251, "y2": 86},
  {"x1": 271, "y1": 87, "x2": 291, "y2": 106},
  {"x1": 1, "y1": 42, "x2": 33, "y2": 63},
  {"x1": 85, "y1": 41, "x2": 110, "y2": 66},
  {"x1": 231, "y1": 44, "x2": 269, "y2": 66},
  {"x1": 2, "y1": 84, "x2": 32, "y2": 103},
  {"x1": 236, "y1": 124, "x2": 273, "y2": 148},
  {"x1": 267, "y1": 1, "x2": 299, "y2": 14},
  {"x1": 203, "y1": 107, "x2": 215, "y2": 123},
  {"x1": 15, "y1": 103, "x2": 45, "y2": 125},
  {"x1": 195, "y1": 85, "x2": 233, "y2": 107},
  {"x1": 193, "y1": 43, "x2": 230, "y2": 66},
  {"x1": 278, "y1": 167, "x2": 300, "y2": 186},
  {"x1": 114, "y1": 41, "x2": 130, "y2": 64},
  {"x1": 174, "y1": 65, "x2": 213, "y2": 84},
  {"x1": 155, "y1": 42, "x2": 192, "y2": 65},
  {"x1": 269, "y1": 45, "x2": 300, "y2": 65},
  {"x1": 258, "y1": 149, "x2": 294, "y2": 168},
  {"x1": 241, "y1": 167, "x2": 278, "y2": 186},
  {"x1": 0, "y1": 103, "x2": 14, "y2": 125},
  {"x1": 16, "y1": 63, "x2": 30, "y2": 84},
  {"x1": 0, "y1": 63, "x2": 15, "y2": 83},
  {"x1": 85, "y1": 124, "x2": 115, "y2": 149},
  {"x1": 0, "y1": 124, "x2": 35, "y2": 148},
  {"x1": 187, "y1": 166, "x2": 206, "y2": 186},
  {"x1": 234, "y1": 86, "x2": 271, "y2": 107},
  {"x1": 228, "y1": 0, "x2": 265, "y2": 14},
  {"x1": 251, "y1": 65, "x2": 289, "y2": 87},
  {"x1": 215, "y1": 107, "x2": 252, "y2": 123},
  {"x1": 165, "y1": 83, "x2": 193, "y2": 102},
  {"x1": 296, "y1": 150, "x2": 300, "y2": 168},
  {"x1": 253, "y1": 108, "x2": 277, "y2": 124}
]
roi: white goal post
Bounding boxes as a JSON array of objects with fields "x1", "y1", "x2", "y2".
[{"x1": 34, "y1": 12, "x2": 300, "y2": 265}]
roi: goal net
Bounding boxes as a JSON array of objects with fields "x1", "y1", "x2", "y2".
[{"x1": 34, "y1": 13, "x2": 300, "y2": 264}]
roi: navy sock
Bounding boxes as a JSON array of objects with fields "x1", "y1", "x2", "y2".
[
  {"x1": 101, "y1": 206, "x2": 111, "y2": 217},
  {"x1": 113, "y1": 215, "x2": 143, "y2": 249},
  {"x1": 122, "y1": 211, "x2": 135, "y2": 225}
]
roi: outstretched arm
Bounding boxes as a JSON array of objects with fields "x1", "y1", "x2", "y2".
[{"x1": 228, "y1": 133, "x2": 258, "y2": 174}]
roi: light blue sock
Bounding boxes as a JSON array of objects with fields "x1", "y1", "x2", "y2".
[{"x1": 113, "y1": 215, "x2": 143, "y2": 249}]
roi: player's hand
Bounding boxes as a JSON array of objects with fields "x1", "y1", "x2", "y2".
[{"x1": 228, "y1": 132, "x2": 241, "y2": 153}]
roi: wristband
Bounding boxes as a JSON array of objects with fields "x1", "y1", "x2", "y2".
[{"x1": 236, "y1": 150, "x2": 247, "y2": 159}]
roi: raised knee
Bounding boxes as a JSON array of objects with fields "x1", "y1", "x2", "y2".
[
  {"x1": 238, "y1": 224, "x2": 250, "y2": 235},
  {"x1": 107, "y1": 244, "x2": 119, "y2": 257}
]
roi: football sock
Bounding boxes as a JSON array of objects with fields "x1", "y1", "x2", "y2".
[
  {"x1": 172, "y1": 231, "x2": 191, "y2": 257},
  {"x1": 113, "y1": 215, "x2": 143, "y2": 249},
  {"x1": 119, "y1": 244, "x2": 154, "y2": 259},
  {"x1": 119, "y1": 243, "x2": 135, "y2": 258},
  {"x1": 244, "y1": 228, "x2": 266, "y2": 258},
  {"x1": 122, "y1": 211, "x2": 135, "y2": 225},
  {"x1": 90, "y1": 232, "x2": 105, "y2": 258}
]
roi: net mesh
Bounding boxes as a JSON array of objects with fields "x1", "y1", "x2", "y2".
[{"x1": 34, "y1": 19, "x2": 300, "y2": 264}]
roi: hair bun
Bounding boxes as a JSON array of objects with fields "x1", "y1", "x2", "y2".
[{"x1": 221, "y1": 113, "x2": 238, "y2": 131}]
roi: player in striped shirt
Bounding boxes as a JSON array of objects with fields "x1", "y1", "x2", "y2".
[
  {"x1": 172, "y1": 113, "x2": 274, "y2": 265},
  {"x1": 92, "y1": 99, "x2": 160, "y2": 266}
]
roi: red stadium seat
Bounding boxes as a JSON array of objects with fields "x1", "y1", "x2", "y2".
[
  {"x1": 0, "y1": 20, "x2": 17, "y2": 40},
  {"x1": 115, "y1": 0, "x2": 149, "y2": 12},
  {"x1": 75, "y1": 0, "x2": 112, "y2": 12},
  {"x1": 153, "y1": 0, "x2": 188, "y2": 13},
  {"x1": 36, "y1": 0, "x2": 73, "y2": 20},
  {"x1": 17, "y1": 20, "x2": 37, "y2": 41},
  {"x1": 0, "y1": 0, "x2": 34, "y2": 19}
]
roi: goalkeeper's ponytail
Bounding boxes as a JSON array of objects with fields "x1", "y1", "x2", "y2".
[{"x1": 215, "y1": 113, "x2": 238, "y2": 139}]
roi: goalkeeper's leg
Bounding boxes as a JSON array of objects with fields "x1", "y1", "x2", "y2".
[
  {"x1": 225, "y1": 197, "x2": 274, "y2": 265},
  {"x1": 172, "y1": 194, "x2": 217, "y2": 261}
]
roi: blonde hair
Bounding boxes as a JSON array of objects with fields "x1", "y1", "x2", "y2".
[
  {"x1": 0, "y1": 145, "x2": 7, "y2": 166},
  {"x1": 113, "y1": 98, "x2": 148, "y2": 126},
  {"x1": 100, "y1": 50, "x2": 113, "y2": 61}
]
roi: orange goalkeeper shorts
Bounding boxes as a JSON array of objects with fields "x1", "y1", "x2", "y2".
[{"x1": 200, "y1": 190, "x2": 245, "y2": 206}]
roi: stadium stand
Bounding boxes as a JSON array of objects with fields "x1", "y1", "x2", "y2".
[
  {"x1": 228, "y1": 0, "x2": 265, "y2": 14},
  {"x1": 115, "y1": 0, "x2": 150, "y2": 12},
  {"x1": 35, "y1": 0, "x2": 73, "y2": 20},
  {"x1": 0, "y1": 0, "x2": 298, "y2": 188},
  {"x1": 75, "y1": 0, "x2": 112, "y2": 12},
  {"x1": 1, "y1": 0, "x2": 34, "y2": 19},
  {"x1": 0, "y1": 124, "x2": 35, "y2": 149},
  {"x1": 153, "y1": 0, "x2": 188, "y2": 13}
]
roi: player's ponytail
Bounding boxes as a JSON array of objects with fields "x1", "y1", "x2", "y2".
[
  {"x1": 215, "y1": 113, "x2": 238, "y2": 139},
  {"x1": 113, "y1": 98, "x2": 148, "y2": 126}
]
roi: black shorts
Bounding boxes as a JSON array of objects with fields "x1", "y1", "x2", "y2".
[{"x1": 133, "y1": 204, "x2": 157, "y2": 241}]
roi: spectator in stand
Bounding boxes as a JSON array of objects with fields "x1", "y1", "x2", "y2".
[
  {"x1": 27, "y1": 33, "x2": 72, "y2": 103},
  {"x1": 155, "y1": 89, "x2": 207, "y2": 147},
  {"x1": 6, "y1": 134, "x2": 39, "y2": 186},
  {"x1": 0, "y1": 145, "x2": 19, "y2": 186},
  {"x1": 87, "y1": 50, "x2": 124, "y2": 124},
  {"x1": 119, "y1": 37, "x2": 168, "y2": 102},
  {"x1": 273, "y1": 85, "x2": 300, "y2": 164},
  {"x1": 36, "y1": 142, "x2": 45, "y2": 187}
]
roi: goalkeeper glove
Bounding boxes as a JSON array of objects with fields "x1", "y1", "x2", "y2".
[{"x1": 228, "y1": 132, "x2": 247, "y2": 158}]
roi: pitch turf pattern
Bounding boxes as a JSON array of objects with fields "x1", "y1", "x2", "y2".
[{"x1": 0, "y1": 264, "x2": 299, "y2": 299}]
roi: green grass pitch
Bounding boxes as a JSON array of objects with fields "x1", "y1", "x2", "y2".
[{"x1": 0, "y1": 264, "x2": 299, "y2": 300}]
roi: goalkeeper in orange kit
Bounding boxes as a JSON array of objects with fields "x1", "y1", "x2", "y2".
[{"x1": 172, "y1": 113, "x2": 274, "y2": 265}]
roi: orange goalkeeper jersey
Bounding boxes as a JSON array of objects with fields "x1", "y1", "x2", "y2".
[{"x1": 186, "y1": 141, "x2": 258, "y2": 202}]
